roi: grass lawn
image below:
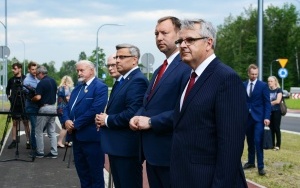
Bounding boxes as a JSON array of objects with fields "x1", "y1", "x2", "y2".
[
  {"x1": 285, "y1": 98, "x2": 300, "y2": 109},
  {"x1": 242, "y1": 132, "x2": 300, "y2": 188}
]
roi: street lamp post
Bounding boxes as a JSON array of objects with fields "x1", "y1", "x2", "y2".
[
  {"x1": 0, "y1": 0, "x2": 8, "y2": 110},
  {"x1": 270, "y1": 59, "x2": 279, "y2": 76},
  {"x1": 19, "y1": 40, "x2": 26, "y2": 75},
  {"x1": 96, "y1": 24, "x2": 124, "y2": 77}
]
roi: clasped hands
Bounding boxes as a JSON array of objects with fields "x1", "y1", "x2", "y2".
[
  {"x1": 95, "y1": 113, "x2": 108, "y2": 129},
  {"x1": 129, "y1": 116, "x2": 151, "y2": 131}
]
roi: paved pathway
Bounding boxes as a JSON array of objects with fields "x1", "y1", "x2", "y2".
[{"x1": 1, "y1": 110, "x2": 299, "y2": 187}]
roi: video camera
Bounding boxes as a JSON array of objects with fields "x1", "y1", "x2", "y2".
[{"x1": 13, "y1": 79, "x2": 36, "y2": 100}]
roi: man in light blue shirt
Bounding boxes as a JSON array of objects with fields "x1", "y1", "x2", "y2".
[{"x1": 23, "y1": 61, "x2": 39, "y2": 151}]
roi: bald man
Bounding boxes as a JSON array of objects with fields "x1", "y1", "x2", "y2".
[{"x1": 106, "y1": 53, "x2": 121, "y2": 80}]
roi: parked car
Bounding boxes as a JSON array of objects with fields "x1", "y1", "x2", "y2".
[{"x1": 282, "y1": 90, "x2": 289, "y2": 99}]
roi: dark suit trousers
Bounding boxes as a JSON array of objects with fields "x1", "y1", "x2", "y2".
[
  {"x1": 73, "y1": 138, "x2": 104, "y2": 188},
  {"x1": 146, "y1": 162, "x2": 170, "y2": 188},
  {"x1": 109, "y1": 155, "x2": 142, "y2": 188},
  {"x1": 246, "y1": 115, "x2": 264, "y2": 169}
]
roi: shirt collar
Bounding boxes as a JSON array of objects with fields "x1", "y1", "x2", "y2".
[
  {"x1": 193, "y1": 53, "x2": 216, "y2": 78},
  {"x1": 85, "y1": 76, "x2": 95, "y2": 86},
  {"x1": 249, "y1": 79, "x2": 257, "y2": 85},
  {"x1": 166, "y1": 51, "x2": 180, "y2": 66},
  {"x1": 123, "y1": 66, "x2": 138, "y2": 79}
]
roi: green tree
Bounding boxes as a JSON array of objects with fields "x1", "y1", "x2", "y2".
[
  {"x1": 89, "y1": 47, "x2": 106, "y2": 79},
  {"x1": 216, "y1": 3, "x2": 300, "y2": 89},
  {"x1": 78, "y1": 51, "x2": 87, "y2": 60},
  {"x1": 41, "y1": 61, "x2": 60, "y2": 83},
  {"x1": 58, "y1": 60, "x2": 78, "y2": 85}
]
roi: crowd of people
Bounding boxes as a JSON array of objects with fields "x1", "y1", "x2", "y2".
[{"x1": 5, "y1": 16, "x2": 285, "y2": 188}]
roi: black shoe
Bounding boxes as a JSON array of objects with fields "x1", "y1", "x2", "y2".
[
  {"x1": 26, "y1": 141, "x2": 31, "y2": 149},
  {"x1": 243, "y1": 163, "x2": 256, "y2": 169},
  {"x1": 44, "y1": 152, "x2": 57, "y2": 159},
  {"x1": 7, "y1": 140, "x2": 17, "y2": 149},
  {"x1": 29, "y1": 151, "x2": 44, "y2": 158},
  {"x1": 258, "y1": 168, "x2": 266, "y2": 176}
]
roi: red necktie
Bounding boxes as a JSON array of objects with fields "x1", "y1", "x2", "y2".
[
  {"x1": 151, "y1": 59, "x2": 168, "y2": 91},
  {"x1": 184, "y1": 72, "x2": 197, "y2": 101}
]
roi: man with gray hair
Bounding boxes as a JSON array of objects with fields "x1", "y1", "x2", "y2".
[
  {"x1": 63, "y1": 60, "x2": 108, "y2": 188},
  {"x1": 31, "y1": 65, "x2": 58, "y2": 158},
  {"x1": 170, "y1": 19, "x2": 248, "y2": 187},
  {"x1": 96, "y1": 44, "x2": 148, "y2": 188}
]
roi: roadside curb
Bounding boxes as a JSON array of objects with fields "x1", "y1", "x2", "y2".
[{"x1": 247, "y1": 179, "x2": 267, "y2": 188}]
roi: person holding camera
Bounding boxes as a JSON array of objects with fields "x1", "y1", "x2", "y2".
[
  {"x1": 24, "y1": 61, "x2": 39, "y2": 151},
  {"x1": 6, "y1": 62, "x2": 31, "y2": 149}
]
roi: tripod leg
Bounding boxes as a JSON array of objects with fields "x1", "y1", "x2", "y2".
[
  {"x1": 0, "y1": 115, "x2": 11, "y2": 151},
  {"x1": 67, "y1": 145, "x2": 73, "y2": 168},
  {"x1": 15, "y1": 120, "x2": 21, "y2": 158}
]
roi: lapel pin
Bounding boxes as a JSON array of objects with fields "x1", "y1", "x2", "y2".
[{"x1": 84, "y1": 89, "x2": 88, "y2": 93}]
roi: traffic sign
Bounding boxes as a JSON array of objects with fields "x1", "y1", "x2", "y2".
[
  {"x1": 278, "y1": 58, "x2": 288, "y2": 68},
  {"x1": 141, "y1": 53, "x2": 155, "y2": 74},
  {"x1": 0, "y1": 46, "x2": 10, "y2": 58},
  {"x1": 278, "y1": 68, "x2": 288, "y2": 78}
]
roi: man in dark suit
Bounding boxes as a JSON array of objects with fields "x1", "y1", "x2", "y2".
[
  {"x1": 106, "y1": 53, "x2": 121, "y2": 82},
  {"x1": 95, "y1": 44, "x2": 148, "y2": 188},
  {"x1": 129, "y1": 16, "x2": 190, "y2": 188},
  {"x1": 243, "y1": 64, "x2": 271, "y2": 176},
  {"x1": 170, "y1": 19, "x2": 248, "y2": 188},
  {"x1": 62, "y1": 60, "x2": 108, "y2": 188}
]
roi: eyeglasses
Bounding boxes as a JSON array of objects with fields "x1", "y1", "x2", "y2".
[
  {"x1": 113, "y1": 55, "x2": 134, "y2": 60},
  {"x1": 106, "y1": 64, "x2": 116, "y2": 68},
  {"x1": 175, "y1": 37, "x2": 208, "y2": 47}
]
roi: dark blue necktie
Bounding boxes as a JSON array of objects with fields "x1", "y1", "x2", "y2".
[
  {"x1": 249, "y1": 82, "x2": 253, "y2": 97},
  {"x1": 111, "y1": 77, "x2": 124, "y2": 94}
]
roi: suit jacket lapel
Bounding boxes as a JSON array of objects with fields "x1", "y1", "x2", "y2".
[
  {"x1": 146, "y1": 55, "x2": 181, "y2": 104},
  {"x1": 75, "y1": 79, "x2": 96, "y2": 106},
  {"x1": 107, "y1": 68, "x2": 140, "y2": 109},
  {"x1": 178, "y1": 58, "x2": 219, "y2": 123}
]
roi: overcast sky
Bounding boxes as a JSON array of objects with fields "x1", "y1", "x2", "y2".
[{"x1": 0, "y1": 0, "x2": 298, "y2": 72}]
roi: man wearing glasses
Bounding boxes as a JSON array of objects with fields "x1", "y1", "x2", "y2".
[
  {"x1": 6, "y1": 62, "x2": 31, "y2": 149},
  {"x1": 96, "y1": 44, "x2": 148, "y2": 188},
  {"x1": 106, "y1": 53, "x2": 121, "y2": 84},
  {"x1": 170, "y1": 19, "x2": 248, "y2": 188}
]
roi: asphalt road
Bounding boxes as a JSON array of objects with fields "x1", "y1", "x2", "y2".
[{"x1": 281, "y1": 115, "x2": 300, "y2": 133}]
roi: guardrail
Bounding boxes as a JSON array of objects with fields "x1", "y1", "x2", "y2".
[{"x1": 290, "y1": 87, "x2": 300, "y2": 99}]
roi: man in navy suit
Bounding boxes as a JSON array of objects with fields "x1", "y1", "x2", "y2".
[
  {"x1": 129, "y1": 16, "x2": 190, "y2": 188},
  {"x1": 95, "y1": 44, "x2": 148, "y2": 188},
  {"x1": 243, "y1": 64, "x2": 271, "y2": 176},
  {"x1": 62, "y1": 60, "x2": 108, "y2": 188},
  {"x1": 170, "y1": 19, "x2": 248, "y2": 188},
  {"x1": 106, "y1": 53, "x2": 121, "y2": 83}
]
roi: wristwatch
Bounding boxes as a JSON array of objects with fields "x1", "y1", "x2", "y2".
[{"x1": 148, "y1": 118, "x2": 152, "y2": 127}]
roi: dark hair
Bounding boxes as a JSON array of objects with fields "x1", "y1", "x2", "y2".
[
  {"x1": 28, "y1": 61, "x2": 37, "y2": 69},
  {"x1": 157, "y1": 16, "x2": 181, "y2": 31},
  {"x1": 12, "y1": 62, "x2": 22, "y2": 69}
]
